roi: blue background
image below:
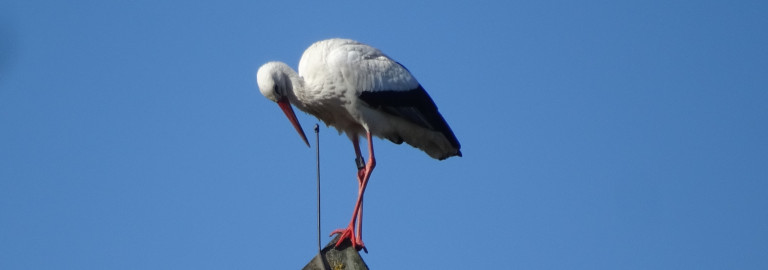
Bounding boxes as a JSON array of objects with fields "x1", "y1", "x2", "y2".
[{"x1": 1, "y1": 0, "x2": 767, "y2": 269}]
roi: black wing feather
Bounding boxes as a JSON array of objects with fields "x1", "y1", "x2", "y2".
[{"x1": 358, "y1": 85, "x2": 461, "y2": 151}]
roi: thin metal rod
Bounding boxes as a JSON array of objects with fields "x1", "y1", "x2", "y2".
[{"x1": 314, "y1": 124, "x2": 321, "y2": 254}]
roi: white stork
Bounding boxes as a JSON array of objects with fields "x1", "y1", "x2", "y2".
[{"x1": 256, "y1": 38, "x2": 461, "y2": 252}]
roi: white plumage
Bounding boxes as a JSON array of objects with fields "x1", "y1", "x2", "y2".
[
  {"x1": 256, "y1": 38, "x2": 461, "y2": 251},
  {"x1": 258, "y1": 38, "x2": 461, "y2": 159}
]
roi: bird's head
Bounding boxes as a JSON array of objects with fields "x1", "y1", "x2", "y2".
[{"x1": 256, "y1": 61, "x2": 310, "y2": 147}]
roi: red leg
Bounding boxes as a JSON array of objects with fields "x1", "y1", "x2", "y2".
[
  {"x1": 354, "y1": 140, "x2": 366, "y2": 247},
  {"x1": 331, "y1": 132, "x2": 375, "y2": 252},
  {"x1": 356, "y1": 132, "x2": 375, "y2": 252},
  {"x1": 351, "y1": 136, "x2": 366, "y2": 242},
  {"x1": 355, "y1": 168, "x2": 364, "y2": 244},
  {"x1": 355, "y1": 163, "x2": 366, "y2": 251}
]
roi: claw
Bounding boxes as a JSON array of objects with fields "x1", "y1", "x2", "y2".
[
  {"x1": 330, "y1": 227, "x2": 366, "y2": 252},
  {"x1": 356, "y1": 237, "x2": 368, "y2": 253}
]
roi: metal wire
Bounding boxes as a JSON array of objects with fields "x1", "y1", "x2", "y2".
[{"x1": 314, "y1": 124, "x2": 321, "y2": 254}]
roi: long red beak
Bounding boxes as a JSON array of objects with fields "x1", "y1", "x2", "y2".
[{"x1": 277, "y1": 98, "x2": 310, "y2": 147}]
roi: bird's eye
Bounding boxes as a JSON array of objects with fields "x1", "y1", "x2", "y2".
[{"x1": 272, "y1": 84, "x2": 283, "y2": 99}]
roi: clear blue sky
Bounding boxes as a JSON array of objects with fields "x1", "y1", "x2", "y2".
[{"x1": 1, "y1": 0, "x2": 767, "y2": 269}]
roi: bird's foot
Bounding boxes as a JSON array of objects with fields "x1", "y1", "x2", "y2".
[{"x1": 330, "y1": 227, "x2": 367, "y2": 253}]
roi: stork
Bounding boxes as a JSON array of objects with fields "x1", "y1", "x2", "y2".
[{"x1": 256, "y1": 38, "x2": 461, "y2": 252}]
